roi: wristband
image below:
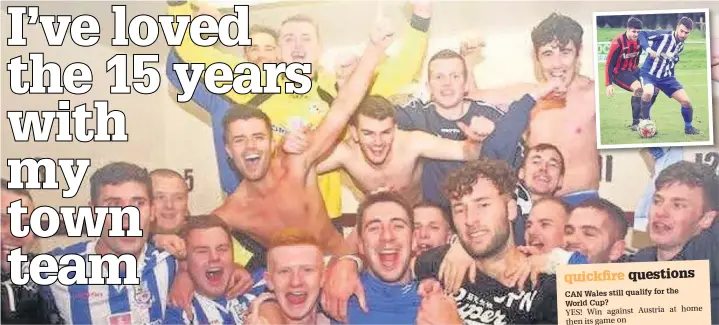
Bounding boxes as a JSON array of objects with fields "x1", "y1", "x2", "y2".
[{"x1": 338, "y1": 254, "x2": 363, "y2": 271}]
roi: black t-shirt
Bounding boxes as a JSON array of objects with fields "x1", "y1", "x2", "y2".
[
  {"x1": 415, "y1": 245, "x2": 558, "y2": 325},
  {"x1": 1, "y1": 254, "x2": 64, "y2": 324}
]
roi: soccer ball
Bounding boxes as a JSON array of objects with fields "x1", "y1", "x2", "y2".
[{"x1": 637, "y1": 119, "x2": 657, "y2": 138}]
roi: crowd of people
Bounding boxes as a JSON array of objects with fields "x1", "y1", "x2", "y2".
[{"x1": 2, "y1": 1, "x2": 718, "y2": 324}]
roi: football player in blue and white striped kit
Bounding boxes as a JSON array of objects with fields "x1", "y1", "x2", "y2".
[
  {"x1": 39, "y1": 162, "x2": 252, "y2": 325},
  {"x1": 40, "y1": 162, "x2": 178, "y2": 325},
  {"x1": 163, "y1": 215, "x2": 267, "y2": 324},
  {"x1": 638, "y1": 16, "x2": 701, "y2": 135}
]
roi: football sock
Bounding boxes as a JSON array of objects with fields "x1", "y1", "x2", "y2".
[
  {"x1": 630, "y1": 96, "x2": 641, "y2": 125},
  {"x1": 681, "y1": 106, "x2": 693, "y2": 127},
  {"x1": 640, "y1": 99, "x2": 653, "y2": 120},
  {"x1": 649, "y1": 91, "x2": 659, "y2": 119}
]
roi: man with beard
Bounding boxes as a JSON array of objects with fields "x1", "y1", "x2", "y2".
[
  {"x1": 471, "y1": 13, "x2": 600, "y2": 208},
  {"x1": 1, "y1": 179, "x2": 64, "y2": 324},
  {"x1": 211, "y1": 30, "x2": 393, "y2": 259},
  {"x1": 415, "y1": 159, "x2": 558, "y2": 324},
  {"x1": 637, "y1": 17, "x2": 701, "y2": 134},
  {"x1": 164, "y1": 215, "x2": 267, "y2": 324}
]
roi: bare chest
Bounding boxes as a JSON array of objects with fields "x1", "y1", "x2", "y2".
[{"x1": 344, "y1": 156, "x2": 421, "y2": 197}]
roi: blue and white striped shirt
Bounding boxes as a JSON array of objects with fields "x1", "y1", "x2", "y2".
[
  {"x1": 41, "y1": 241, "x2": 178, "y2": 325},
  {"x1": 163, "y1": 269, "x2": 268, "y2": 325},
  {"x1": 639, "y1": 30, "x2": 685, "y2": 79}
]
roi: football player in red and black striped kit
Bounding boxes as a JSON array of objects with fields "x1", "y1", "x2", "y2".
[{"x1": 605, "y1": 17, "x2": 658, "y2": 130}]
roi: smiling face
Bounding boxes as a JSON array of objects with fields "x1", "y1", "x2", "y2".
[
  {"x1": 450, "y1": 178, "x2": 513, "y2": 259},
  {"x1": 266, "y1": 244, "x2": 324, "y2": 322},
  {"x1": 352, "y1": 115, "x2": 396, "y2": 166},
  {"x1": 151, "y1": 174, "x2": 188, "y2": 233},
  {"x1": 225, "y1": 118, "x2": 272, "y2": 182},
  {"x1": 186, "y1": 226, "x2": 234, "y2": 299},
  {"x1": 427, "y1": 56, "x2": 468, "y2": 109},
  {"x1": 535, "y1": 39, "x2": 579, "y2": 89},
  {"x1": 524, "y1": 199, "x2": 568, "y2": 254},
  {"x1": 359, "y1": 201, "x2": 413, "y2": 284},
  {"x1": 649, "y1": 182, "x2": 711, "y2": 252},
  {"x1": 519, "y1": 146, "x2": 564, "y2": 198},
  {"x1": 413, "y1": 205, "x2": 452, "y2": 254},
  {"x1": 279, "y1": 18, "x2": 321, "y2": 66}
]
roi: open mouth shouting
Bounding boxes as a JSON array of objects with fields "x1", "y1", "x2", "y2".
[
  {"x1": 377, "y1": 248, "x2": 400, "y2": 270},
  {"x1": 205, "y1": 267, "x2": 225, "y2": 286},
  {"x1": 243, "y1": 153, "x2": 262, "y2": 170},
  {"x1": 285, "y1": 290, "x2": 308, "y2": 306}
]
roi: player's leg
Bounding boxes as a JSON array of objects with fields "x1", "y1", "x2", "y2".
[
  {"x1": 669, "y1": 88, "x2": 701, "y2": 134},
  {"x1": 639, "y1": 73, "x2": 656, "y2": 121},
  {"x1": 614, "y1": 71, "x2": 642, "y2": 129}
]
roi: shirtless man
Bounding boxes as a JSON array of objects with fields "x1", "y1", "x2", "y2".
[
  {"x1": 305, "y1": 95, "x2": 491, "y2": 204},
  {"x1": 472, "y1": 13, "x2": 600, "y2": 208},
  {"x1": 285, "y1": 88, "x2": 560, "y2": 205},
  {"x1": 212, "y1": 29, "x2": 394, "y2": 258}
]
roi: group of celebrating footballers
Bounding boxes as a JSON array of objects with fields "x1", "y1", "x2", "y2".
[
  {"x1": 2, "y1": 1, "x2": 718, "y2": 325},
  {"x1": 604, "y1": 15, "x2": 702, "y2": 135}
]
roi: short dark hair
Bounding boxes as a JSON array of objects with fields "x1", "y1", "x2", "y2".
[
  {"x1": 655, "y1": 161, "x2": 719, "y2": 212},
  {"x1": 90, "y1": 162, "x2": 152, "y2": 205},
  {"x1": 413, "y1": 201, "x2": 451, "y2": 225},
  {"x1": 428, "y1": 49, "x2": 467, "y2": 78},
  {"x1": 1, "y1": 178, "x2": 33, "y2": 203},
  {"x1": 350, "y1": 95, "x2": 395, "y2": 126},
  {"x1": 678, "y1": 16, "x2": 694, "y2": 30},
  {"x1": 249, "y1": 24, "x2": 279, "y2": 42},
  {"x1": 531, "y1": 13, "x2": 583, "y2": 55},
  {"x1": 180, "y1": 214, "x2": 233, "y2": 243},
  {"x1": 574, "y1": 198, "x2": 628, "y2": 241},
  {"x1": 356, "y1": 191, "x2": 414, "y2": 237},
  {"x1": 533, "y1": 197, "x2": 571, "y2": 216},
  {"x1": 524, "y1": 143, "x2": 566, "y2": 176},
  {"x1": 627, "y1": 17, "x2": 643, "y2": 30},
  {"x1": 443, "y1": 158, "x2": 517, "y2": 202},
  {"x1": 222, "y1": 104, "x2": 272, "y2": 143}
]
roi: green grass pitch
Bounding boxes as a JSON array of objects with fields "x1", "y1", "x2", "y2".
[{"x1": 596, "y1": 28, "x2": 712, "y2": 146}]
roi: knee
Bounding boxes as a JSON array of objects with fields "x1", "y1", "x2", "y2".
[
  {"x1": 641, "y1": 89, "x2": 653, "y2": 100},
  {"x1": 633, "y1": 88, "x2": 643, "y2": 97},
  {"x1": 680, "y1": 100, "x2": 692, "y2": 109}
]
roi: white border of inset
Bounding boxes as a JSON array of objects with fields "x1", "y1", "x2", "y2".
[{"x1": 593, "y1": 8, "x2": 714, "y2": 150}]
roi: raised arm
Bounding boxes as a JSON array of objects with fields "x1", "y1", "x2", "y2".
[
  {"x1": 370, "y1": 1, "x2": 431, "y2": 97},
  {"x1": 412, "y1": 130, "x2": 483, "y2": 162},
  {"x1": 299, "y1": 28, "x2": 395, "y2": 168},
  {"x1": 168, "y1": 1, "x2": 257, "y2": 96}
]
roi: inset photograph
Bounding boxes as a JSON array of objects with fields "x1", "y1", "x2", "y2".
[{"x1": 594, "y1": 9, "x2": 713, "y2": 149}]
